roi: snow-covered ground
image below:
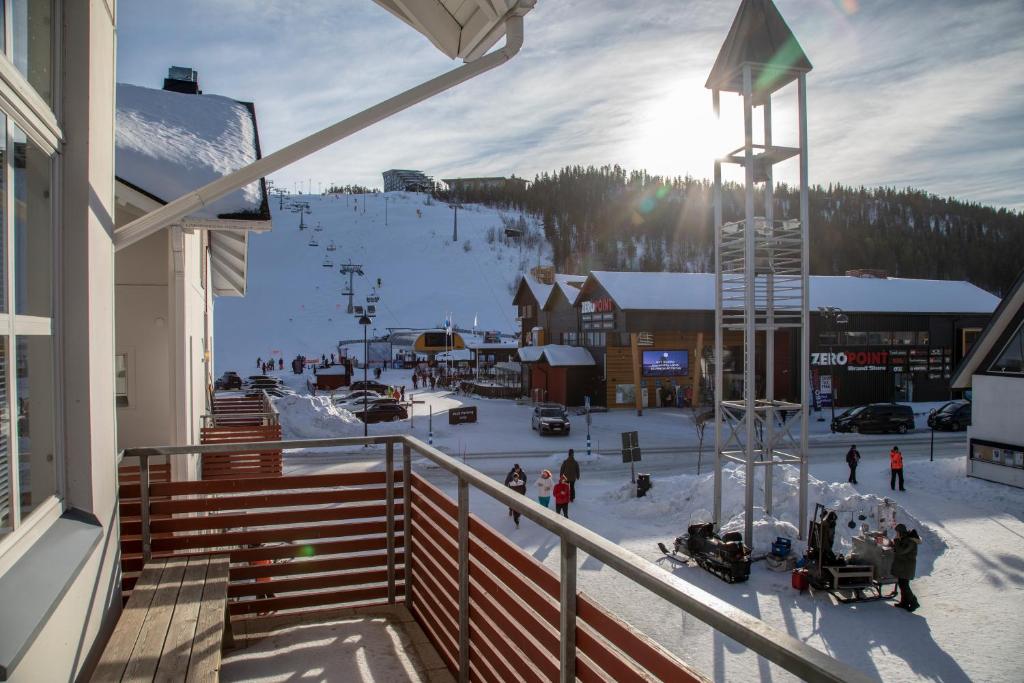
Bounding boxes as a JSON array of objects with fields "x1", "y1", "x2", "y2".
[
  {"x1": 252, "y1": 370, "x2": 1024, "y2": 682},
  {"x1": 215, "y1": 191, "x2": 544, "y2": 373}
]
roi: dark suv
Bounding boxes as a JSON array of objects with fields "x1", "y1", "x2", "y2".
[
  {"x1": 214, "y1": 371, "x2": 242, "y2": 390},
  {"x1": 832, "y1": 403, "x2": 915, "y2": 434},
  {"x1": 927, "y1": 400, "x2": 971, "y2": 431},
  {"x1": 531, "y1": 404, "x2": 571, "y2": 436}
]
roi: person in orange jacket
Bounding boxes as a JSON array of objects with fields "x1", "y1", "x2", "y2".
[{"x1": 890, "y1": 446, "x2": 905, "y2": 491}]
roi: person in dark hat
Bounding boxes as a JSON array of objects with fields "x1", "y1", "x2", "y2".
[
  {"x1": 845, "y1": 444, "x2": 861, "y2": 484},
  {"x1": 892, "y1": 523, "x2": 922, "y2": 612}
]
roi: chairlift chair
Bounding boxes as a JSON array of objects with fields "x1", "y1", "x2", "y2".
[
  {"x1": 327, "y1": 241, "x2": 337, "y2": 251},
  {"x1": 308, "y1": 237, "x2": 319, "y2": 247},
  {"x1": 322, "y1": 256, "x2": 333, "y2": 267}
]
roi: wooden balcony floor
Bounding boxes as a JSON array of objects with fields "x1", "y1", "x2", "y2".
[{"x1": 221, "y1": 605, "x2": 452, "y2": 683}]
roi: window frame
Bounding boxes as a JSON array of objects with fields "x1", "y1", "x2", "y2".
[
  {"x1": 987, "y1": 318, "x2": 1024, "y2": 376},
  {"x1": 0, "y1": 0, "x2": 61, "y2": 553}
]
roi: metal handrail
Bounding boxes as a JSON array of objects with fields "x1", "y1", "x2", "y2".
[{"x1": 122, "y1": 434, "x2": 872, "y2": 683}]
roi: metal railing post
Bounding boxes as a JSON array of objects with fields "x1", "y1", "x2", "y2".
[
  {"x1": 457, "y1": 478, "x2": 470, "y2": 683},
  {"x1": 386, "y1": 441, "x2": 396, "y2": 604},
  {"x1": 403, "y1": 442, "x2": 413, "y2": 610},
  {"x1": 559, "y1": 538, "x2": 577, "y2": 683},
  {"x1": 139, "y1": 454, "x2": 151, "y2": 563}
]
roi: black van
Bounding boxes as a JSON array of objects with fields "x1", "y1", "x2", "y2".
[
  {"x1": 831, "y1": 403, "x2": 915, "y2": 434},
  {"x1": 927, "y1": 400, "x2": 971, "y2": 431}
]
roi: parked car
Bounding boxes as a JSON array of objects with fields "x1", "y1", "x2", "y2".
[
  {"x1": 246, "y1": 378, "x2": 284, "y2": 388},
  {"x1": 214, "y1": 371, "x2": 242, "y2": 390},
  {"x1": 349, "y1": 380, "x2": 390, "y2": 394},
  {"x1": 247, "y1": 386, "x2": 295, "y2": 398},
  {"x1": 351, "y1": 402, "x2": 408, "y2": 423},
  {"x1": 247, "y1": 375, "x2": 279, "y2": 383},
  {"x1": 531, "y1": 403, "x2": 571, "y2": 436},
  {"x1": 333, "y1": 390, "x2": 382, "y2": 404},
  {"x1": 831, "y1": 403, "x2": 915, "y2": 434},
  {"x1": 927, "y1": 400, "x2": 971, "y2": 431}
]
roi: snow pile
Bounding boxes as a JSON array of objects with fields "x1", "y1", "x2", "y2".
[
  {"x1": 272, "y1": 394, "x2": 363, "y2": 440},
  {"x1": 604, "y1": 462, "x2": 942, "y2": 555}
]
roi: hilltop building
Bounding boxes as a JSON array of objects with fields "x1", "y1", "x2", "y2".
[{"x1": 382, "y1": 168, "x2": 434, "y2": 192}]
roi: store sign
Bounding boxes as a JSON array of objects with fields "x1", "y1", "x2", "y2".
[
  {"x1": 810, "y1": 350, "x2": 889, "y2": 371},
  {"x1": 581, "y1": 297, "x2": 614, "y2": 314}
]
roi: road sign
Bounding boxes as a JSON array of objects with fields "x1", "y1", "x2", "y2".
[
  {"x1": 621, "y1": 431, "x2": 638, "y2": 449},
  {"x1": 620, "y1": 431, "x2": 641, "y2": 482}
]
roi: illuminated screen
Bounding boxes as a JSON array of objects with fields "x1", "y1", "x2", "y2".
[{"x1": 641, "y1": 350, "x2": 689, "y2": 377}]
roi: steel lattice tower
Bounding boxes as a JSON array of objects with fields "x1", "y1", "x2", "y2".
[{"x1": 707, "y1": 0, "x2": 813, "y2": 542}]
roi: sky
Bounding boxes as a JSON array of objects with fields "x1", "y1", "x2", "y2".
[{"x1": 116, "y1": 0, "x2": 1024, "y2": 211}]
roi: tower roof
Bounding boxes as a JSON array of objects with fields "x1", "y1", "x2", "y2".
[{"x1": 705, "y1": 0, "x2": 812, "y2": 97}]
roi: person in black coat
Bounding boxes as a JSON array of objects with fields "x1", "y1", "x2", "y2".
[
  {"x1": 504, "y1": 464, "x2": 528, "y2": 528},
  {"x1": 846, "y1": 445, "x2": 861, "y2": 484},
  {"x1": 560, "y1": 449, "x2": 581, "y2": 502},
  {"x1": 892, "y1": 523, "x2": 922, "y2": 612}
]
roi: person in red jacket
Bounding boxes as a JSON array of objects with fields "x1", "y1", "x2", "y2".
[
  {"x1": 890, "y1": 446, "x2": 905, "y2": 491},
  {"x1": 553, "y1": 474, "x2": 571, "y2": 519}
]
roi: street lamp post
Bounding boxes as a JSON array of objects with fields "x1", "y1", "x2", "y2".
[{"x1": 359, "y1": 314, "x2": 372, "y2": 437}]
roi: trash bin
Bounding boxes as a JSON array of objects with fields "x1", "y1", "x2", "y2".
[{"x1": 636, "y1": 473, "x2": 652, "y2": 497}]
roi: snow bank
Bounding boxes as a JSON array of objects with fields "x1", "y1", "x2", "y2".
[
  {"x1": 603, "y1": 462, "x2": 943, "y2": 555},
  {"x1": 272, "y1": 394, "x2": 363, "y2": 440}
]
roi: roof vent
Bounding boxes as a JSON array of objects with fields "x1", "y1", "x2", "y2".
[
  {"x1": 845, "y1": 269, "x2": 889, "y2": 279},
  {"x1": 163, "y1": 66, "x2": 201, "y2": 95}
]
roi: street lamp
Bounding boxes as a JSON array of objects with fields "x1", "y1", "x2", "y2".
[
  {"x1": 358, "y1": 314, "x2": 372, "y2": 437},
  {"x1": 818, "y1": 306, "x2": 849, "y2": 422}
]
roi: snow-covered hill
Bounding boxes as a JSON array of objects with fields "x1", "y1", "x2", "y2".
[{"x1": 214, "y1": 191, "x2": 547, "y2": 372}]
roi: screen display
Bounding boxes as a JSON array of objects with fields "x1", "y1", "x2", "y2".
[{"x1": 641, "y1": 350, "x2": 688, "y2": 377}]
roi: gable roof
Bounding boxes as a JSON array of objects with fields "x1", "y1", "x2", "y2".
[
  {"x1": 705, "y1": 0, "x2": 812, "y2": 97},
  {"x1": 115, "y1": 82, "x2": 270, "y2": 221},
  {"x1": 951, "y1": 269, "x2": 1024, "y2": 389},
  {"x1": 543, "y1": 273, "x2": 586, "y2": 310},
  {"x1": 582, "y1": 271, "x2": 1000, "y2": 315},
  {"x1": 517, "y1": 344, "x2": 595, "y2": 367},
  {"x1": 513, "y1": 274, "x2": 553, "y2": 308}
]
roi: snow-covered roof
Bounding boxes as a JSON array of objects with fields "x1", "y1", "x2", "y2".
[
  {"x1": 544, "y1": 273, "x2": 586, "y2": 309},
  {"x1": 515, "y1": 274, "x2": 553, "y2": 308},
  {"x1": 585, "y1": 271, "x2": 999, "y2": 315},
  {"x1": 436, "y1": 349, "x2": 473, "y2": 361},
  {"x1": 517, "y1": 344, "x2": 595, "y2": 367},
  {"x1": 466, "y1": 341, "x2": 518, "y2": 350},
  {"x1": 115, "y1": 82, "x2": 269, "y2": 221}
]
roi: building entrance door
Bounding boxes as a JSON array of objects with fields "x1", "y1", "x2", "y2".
[{"x1": 894, "y1": 372, "x2": 913, "y2": 402}]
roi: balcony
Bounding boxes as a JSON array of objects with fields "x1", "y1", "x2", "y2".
[{"x1": 114, "y1": 434, "x2": 870, "y2": 682}]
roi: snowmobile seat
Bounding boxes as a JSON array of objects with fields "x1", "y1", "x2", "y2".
[{"x1": 721, "y1": 531, "x2": 743, "y2": 544}]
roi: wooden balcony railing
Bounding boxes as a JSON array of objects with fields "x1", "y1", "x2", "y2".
[{"x1": 119, "y1": 435, "x2": 873, "y2": 683}]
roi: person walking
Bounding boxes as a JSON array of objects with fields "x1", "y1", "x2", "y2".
[
  {"x1": 536, "y1": 469, "x2": 553, "y2": 508},
  {"x1": 278, "y1": 358, "x2": 284, "y2": 371},
  {"x1": 257, "y1": 356, "x2": 262, "y2": 369},
  {"x1": 553, "y1": 475, "x2": 571, "y2": 518},
  {"x1": 412, "y1": 373, "x2": 419, "y2": 390},
  {"x1": 890, "y1": 446, "x2": 905, "y2": 491},
  {"x1": 560, "y1": 449, "x2": 581, "y2": 502},
  {"x1": 504, "y1": 464, "x2": 527, "y2": 528},
  {"x1": 892, "y1": 523, "x2": 921, "y2": 611},
  {"x1": 846, "y1": 445, "x2": 861, "y2": 484}
]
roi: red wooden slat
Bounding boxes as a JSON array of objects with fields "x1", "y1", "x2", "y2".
[
  {"x1": 151, "y1": 520, "x2": 401, "y2": 552},
  {"x1": 230, "y1": 551, "x2": 403, "y2": 581},
  {"x1": 228, "y1": 567, "x2": 404, "y2": 598},
  {"x1": 577, "y1": 593, "x2": 702, "y2": 682},
  {"x1": 468, "y1": 537, "x2": 558, "y2": 627},
  {"x1": 470, "y1": 516, "x2": 560, "y2": 598},
  {"x1": 150, "y1": 470, "x2": 397, "y2": 496},
  {"x1": 150, "y1": 502, "x2": 401, "y2": 533},
  {"x1": 150, "y1": 487, "x2": 395, "y2": 515},
  {"x1": 468, "y1": 583, "x2": 557, "y2": 683}
]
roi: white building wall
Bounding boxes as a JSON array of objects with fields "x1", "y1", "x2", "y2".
[
  {"x1": 114, "y1": 229, "x2": 173, "y2": 448},
  {"x1": 966, "y1": 374, "x2": 1024, "y2": 487}
]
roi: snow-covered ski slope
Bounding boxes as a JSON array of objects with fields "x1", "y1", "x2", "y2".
[{"x1": 215, "y1": 192, "x2": 546, "y2": 373}]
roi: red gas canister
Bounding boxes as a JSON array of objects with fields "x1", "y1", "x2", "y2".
[{"x1": 792, "y1": 568, "x2": 809, "y2": 591}]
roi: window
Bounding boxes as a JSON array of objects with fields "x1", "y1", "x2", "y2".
[
  {"x1": 0, "y1": 0, "x2": 59, "y2": 543},
  {"x1": 989, "y1": 320, "x2": 1024, "y2": 375},
  {"x1": 561, "y1": 332, "x2": 578, "y2": 346},
  {"x1": 962, "y1": 328, "x2": 981, "y2": 356},
  {"x1": 917, "y1": 331, "x2": 930, "y2": 346},
  {"x1": 115, "y1": 353, "x2": 129, "y2": 407}
]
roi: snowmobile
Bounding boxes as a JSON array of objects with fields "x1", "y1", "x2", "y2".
[{"x1": 658, "y1": 522, "x2": 752, "y2": 583}]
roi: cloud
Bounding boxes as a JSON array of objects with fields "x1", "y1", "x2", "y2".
[{"x1": 117, "y1": 0, "x2": 1024, "y2": 210}]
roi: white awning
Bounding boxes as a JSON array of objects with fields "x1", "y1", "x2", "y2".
[{"x1": 374, "y1": 0, "x2": 535, "y2": 62}]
